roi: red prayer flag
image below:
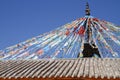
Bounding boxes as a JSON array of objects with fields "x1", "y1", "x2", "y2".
[
  {"x1": 78, "y1": 26, "x2": 85, "y2": 35},
  {"x1": 65, "y1": 29, "x2": 70, "y2": 36},
  {"x1": 37, "y1": 49, "x2": 44, "y2": 55}
]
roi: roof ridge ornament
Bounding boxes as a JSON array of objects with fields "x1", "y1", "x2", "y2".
[{"x1": 85, "y1": 2, "x2": 90, "y2": 16}]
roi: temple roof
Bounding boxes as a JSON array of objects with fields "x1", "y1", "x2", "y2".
[{"x1": 0, "y1": 58, "x2": 120, "y2": 79}]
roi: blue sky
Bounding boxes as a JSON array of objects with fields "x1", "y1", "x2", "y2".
[{"x1": 0, "y1": 0, "x2": 120, "y2": 50}]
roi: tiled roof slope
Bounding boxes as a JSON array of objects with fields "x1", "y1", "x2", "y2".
[{"x1": 0, "y1": 58, "x2": 120, "y2": 80}]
